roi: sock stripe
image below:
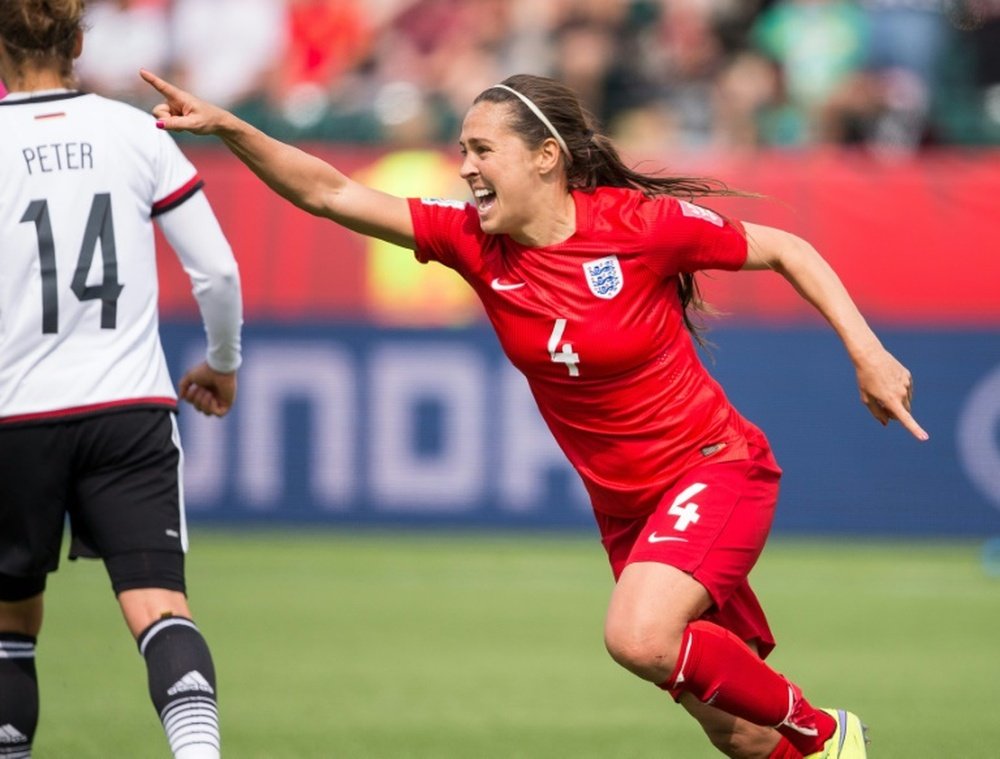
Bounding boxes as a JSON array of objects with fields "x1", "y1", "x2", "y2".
[
  {"x1": 138, "y1": 616, "x2": 199, "y2": 657},
  {"x1": 0, "y1": 641, "x2": 35, "y2": 660},
  {"x1": 161, "y1": 696, "x2": 219, "y2": 723},
  {"x1": 779, "y1": 683, "x2": 795, "y2": 727},
  {"x1": 671, "y1": 631, "x2": 695, "y2": 689},
  {"x1": 160, "y1": 697, "x2": 220, "y2": 756}
]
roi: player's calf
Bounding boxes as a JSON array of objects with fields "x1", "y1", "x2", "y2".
[
  {"x1": 0, "y1": 632, "x2": 37, "y2": 758},
  {"x1": 138, "y1": 616, "x2": 220, "y2": 759}
]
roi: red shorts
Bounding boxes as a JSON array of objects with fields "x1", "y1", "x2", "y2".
[{"x1": 595, "y1": 443, "x2": 782, "y2": 658}]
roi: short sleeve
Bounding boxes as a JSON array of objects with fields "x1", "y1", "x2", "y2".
[
  {"x1": 407, "y1": 197, "x2": 478, "y2": 271},
  {"x1": 151, "y1": 131, "x2": 203, "y2": 217},
  {"x1": 642, "y1": 196, "x2": 748, "y2": 276}
]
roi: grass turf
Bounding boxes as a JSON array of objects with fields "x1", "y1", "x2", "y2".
[{"x1": 33, "y1": 532, "x2": 1000, "y2": 758}]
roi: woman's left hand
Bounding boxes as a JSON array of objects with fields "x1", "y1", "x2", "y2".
[{"x1": 855, "y1": 348, "x2": 929, "y2": 441}]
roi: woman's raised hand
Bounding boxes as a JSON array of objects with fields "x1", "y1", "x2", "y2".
[{"x1": 139, "y1": 69, "x2": 229, "y2": 135}]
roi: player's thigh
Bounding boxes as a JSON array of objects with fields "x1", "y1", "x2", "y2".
[
  {"x1": 627, "y1": 458, "x2": 779, "y2": 611},
  {"x1": 606, "y1": 561, "x2": 713, "y2": 651},
  {"x1": 70, "y1": 410, "x2": 188, "y2": 594},
  {"x1": 0, "y1": 423, "x2": 74, "y2": 580}
]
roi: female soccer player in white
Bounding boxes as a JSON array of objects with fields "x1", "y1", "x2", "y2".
[
  {"x1": 141, "y1": 65, "x2": 928, "y2": 758},
  {"x1": 0, "y1": 2, "x2": 242, "y2": 757}
]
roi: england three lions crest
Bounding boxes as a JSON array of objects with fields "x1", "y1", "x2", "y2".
[{"x1": 582, "y1": 255, "x2": 623, "y2": 299}]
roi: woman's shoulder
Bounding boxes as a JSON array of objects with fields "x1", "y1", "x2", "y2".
[
  {"x1": 581, "y1": 186, "x2": 679, "y2": 234},
  {"x1": 586, "y1": 185, "x2": 679, "y2": 212}
]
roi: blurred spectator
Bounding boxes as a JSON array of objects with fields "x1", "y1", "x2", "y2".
[
  {"x1": 269, "y1": 0, "x2": 375, "y2": 131},
  {"x1": 549, "y1": 6, "x2": 627, "y2": 128},
  {"x1": 945, "y1": 0, "x2": 1000, "y2": 144},
  {"x1": 370, "y1": 0, "x2": 516, "y2": 139},
  {"x1": 604, "y1": 1, "x2": 782, "y2": 153},
  {"x1": 750, "y1": 0, "x2": 868, "y2": 145},
  {"x1": 713, "y1": 50, "x2": 790, "y2": 150},
  {"x1": 76, "y1": 0, "x2": 171, "y2": 107},
  {"x1": 818, "y1": 0, "x2": 950, "y2": 154},
  {"x1": 170, "y1": 0, "x2": 285, "y2": 109},
  {"x1": 71, "y1": 0, "x2": 999, "y2": 150},
  {"x1": 862, "y1": 0, "x2": 948, "y2": 84},
  {"x1": 650, "y1": 0, "x2": 738, "y2": 151}
]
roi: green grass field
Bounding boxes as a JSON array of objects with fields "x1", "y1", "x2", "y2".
[{"x1": 31, "y1": 532, "x2": 1000, "y2": 758}]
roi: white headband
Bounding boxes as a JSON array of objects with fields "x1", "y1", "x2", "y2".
[{"x1": 488, "y1": 84, "x2": 571, "y2": 161}]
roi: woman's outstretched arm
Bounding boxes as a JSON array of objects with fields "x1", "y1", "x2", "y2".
[{"x1": 140, "y1": 69, "x2": 416, "y2": 249}]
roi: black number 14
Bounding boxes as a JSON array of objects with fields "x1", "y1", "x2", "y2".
[{"x1": 20, "y1": 193, "x2": 124, "y2": 334}]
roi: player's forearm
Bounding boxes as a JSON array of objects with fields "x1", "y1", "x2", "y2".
[
  {"x1": 215, "y1": 113, "x2": 347, "y2": 217},
  {"x1": 158, "y1": 193, "x2": 244, "y2": 373},
  {"x1": 198, "y1": 279, "x2": 243, "y2": 374},
  {"x1": 771, "y1": 238, "x2": 884, "y2": 366}
]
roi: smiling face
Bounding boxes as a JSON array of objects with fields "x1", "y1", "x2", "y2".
[{"x1": 459, "y1": 100, "x2": 561, "y2": 238}]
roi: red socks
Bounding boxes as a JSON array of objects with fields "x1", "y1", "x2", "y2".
[{"x1": 661, "y1": 620, "x2": 835, "y2": 756}]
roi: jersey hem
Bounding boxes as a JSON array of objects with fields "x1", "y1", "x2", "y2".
[{"x1": 0, "y1": 398, "x2": 178, "y2": 426}]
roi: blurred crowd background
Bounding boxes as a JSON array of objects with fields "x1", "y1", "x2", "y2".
[{"x1": 75, "y1": 0, "x2": 1000, "y2": 155}]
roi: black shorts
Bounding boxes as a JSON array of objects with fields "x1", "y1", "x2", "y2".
[{"x1": 0, "y1": 408, "x2": 187, "y2": 596}]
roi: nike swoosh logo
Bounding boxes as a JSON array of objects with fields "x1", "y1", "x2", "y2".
[
  {"x1": 647, "y1": 533, "x2": 688, "y2": 543},
  {"x1": 491, "y1": 278, "x2": 526, "y2": 291}
]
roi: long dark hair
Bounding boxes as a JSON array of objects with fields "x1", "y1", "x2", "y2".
[
  {"x1": 474, "y1": 74, "x2": 745, "y2": 345},
  {"x1": 0, "y1": 0, "x2": 84, "y2": 86}
]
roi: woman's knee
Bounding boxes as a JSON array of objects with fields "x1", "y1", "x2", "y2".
[
  {"x1": 603, "y1": 616, "x2": 685, "y2": 681},
  {"x1": 603, "y1": 562, "x2": 712, "y2": 682},
  {"x1": 117, "y1": 587, "x2": 192, "y2": 639}
]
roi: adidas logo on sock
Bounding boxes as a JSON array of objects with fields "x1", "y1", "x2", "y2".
[
  {"x1": 0, "y1": 724, "x2": 28, "y2": 744},
  {"x1": 167, "y1": 670, "x2": 215, "y2": 696}
]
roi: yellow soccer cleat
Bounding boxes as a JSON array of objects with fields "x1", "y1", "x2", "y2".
[{"x1": 806, "y1": 709, "x2": 870, "y2": 758}]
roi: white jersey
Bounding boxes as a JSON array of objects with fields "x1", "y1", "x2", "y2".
[{"x1": 0, "y1": 90, "x2": 242, "y2": 423}]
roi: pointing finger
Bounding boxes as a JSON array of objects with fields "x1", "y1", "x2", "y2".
[
  {"x1": 894, "y1": 406, "x2": 929, "y2": 442},
  {"x1": 139, "y1": 68, "x2": 179, "y2": 98}
]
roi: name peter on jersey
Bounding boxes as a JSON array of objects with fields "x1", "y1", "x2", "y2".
[{"x1": 21, "y1": 141, "x2": 93, "y2": 175}]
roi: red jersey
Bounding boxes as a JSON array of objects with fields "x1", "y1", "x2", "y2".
[{"x1": 408, "y1": 186, "x2": 774, "y2": 518}]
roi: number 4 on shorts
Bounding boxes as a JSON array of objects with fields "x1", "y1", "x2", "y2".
[{"x1": 668, "y1": 483, "x2": 705, "y2": 531}]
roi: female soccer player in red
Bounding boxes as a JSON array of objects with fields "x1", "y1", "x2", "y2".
[{"x1": 142, "y1": 69, "x2": 928, "y2": 759}]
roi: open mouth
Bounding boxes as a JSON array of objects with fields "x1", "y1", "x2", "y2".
[{"x1": 473, "y1": 187, "x2": 497, "y2": 213}]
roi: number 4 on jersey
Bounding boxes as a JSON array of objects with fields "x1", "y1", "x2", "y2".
[
  {"x1": 548, "y1": 318, "x2": 580, "y2": 376},
  {"x1": 20, "y1": 193, "x2": 124, "y2": 334}
]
